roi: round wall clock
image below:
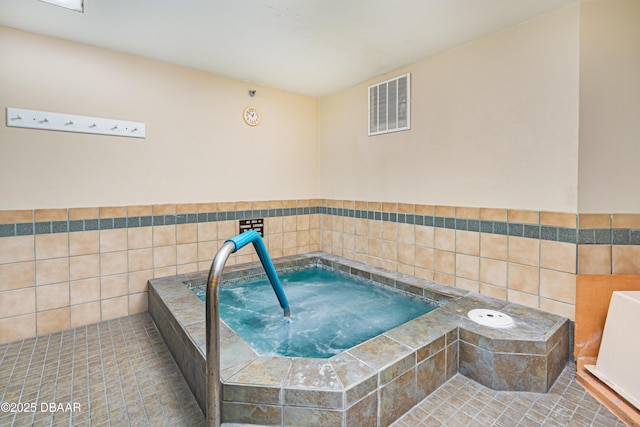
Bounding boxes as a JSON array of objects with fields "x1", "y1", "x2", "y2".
[{"x1": 243, "y1": 107, "x2": 261, "y2": 126}]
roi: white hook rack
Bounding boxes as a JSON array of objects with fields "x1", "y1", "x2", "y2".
[{"x1": 6, "y1": 107, "x2": 146, "y2": 139}]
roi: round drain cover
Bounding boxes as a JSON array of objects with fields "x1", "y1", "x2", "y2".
[{"x1": 467, "y1": 309, "x2": 515, "y2": 328}]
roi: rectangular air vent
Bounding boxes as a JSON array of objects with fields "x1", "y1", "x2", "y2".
[{"x1": 368, "y1": 73, "x2": 410, "y2": 136}]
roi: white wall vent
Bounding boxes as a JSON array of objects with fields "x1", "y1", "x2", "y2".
[{"x1": 368, "y1": 73, "x2": 410, "y2": 136}]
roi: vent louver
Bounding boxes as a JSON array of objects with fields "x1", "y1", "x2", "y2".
[{"x1": 368, "y1": 73, "x2": 410, "y2": 136}]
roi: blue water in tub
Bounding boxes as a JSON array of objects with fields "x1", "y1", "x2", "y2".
[{"x1": 192, "y1": 267, "x2": 438, "y2": 358}]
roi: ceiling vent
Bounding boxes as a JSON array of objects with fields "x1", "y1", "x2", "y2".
[{"x1": 368, "y1": 73, "x2": 410, "y2": 136}]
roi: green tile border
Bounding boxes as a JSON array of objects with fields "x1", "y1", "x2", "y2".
[{"x1": 0, "y1": 205, "x2": 637, "y2": 245}]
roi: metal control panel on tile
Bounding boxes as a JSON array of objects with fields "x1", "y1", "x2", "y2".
[{"x1": 239, "y1": 218, "x2": 264, "y2": 237}]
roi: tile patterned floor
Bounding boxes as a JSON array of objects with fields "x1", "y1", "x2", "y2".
[
  {"x1": 0, "y1": 313, "x2": 626, "y2": 427},
  {"x1": 0, "y1": 314, "x2": 204, "y2": 427},
  {"x1": 391, "y1": 365, "x2": 625, "y2": 427}
]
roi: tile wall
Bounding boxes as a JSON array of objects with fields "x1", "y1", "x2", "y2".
[
  {"x1": 1, "y1": 199, "x2": 639, "y2": 344},
  {"x1": 0, "y1": 200, "x2": 321, "y2": 344},
  {"x1": 319, "y1": 202, "x2": 579, "y2": 322},
  {"x1": 577, "y1": 213, "x2": 640, "y2": 275}
]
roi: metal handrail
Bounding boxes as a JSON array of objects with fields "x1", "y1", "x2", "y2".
[
  {"x1": 205, "y1": 240, "x2": 235, "y2": 427},
  {"x1": 204, "y1": 230, "x2": 290, "y2": 426}
]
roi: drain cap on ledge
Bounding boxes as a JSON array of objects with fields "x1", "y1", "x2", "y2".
[{"x1": 468, "y1": 309, "x2": 515, "y2": 328}]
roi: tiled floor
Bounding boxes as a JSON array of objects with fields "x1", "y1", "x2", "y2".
[
  {"x1": 391, "y1": 365, "x2": 624, "y2": 427},
  {"x1": 0, "y1": 314, "x2": 203, "y2": 427},
  {"x1": 0, "y1": 313, "x2": 625, "y2": 427}
]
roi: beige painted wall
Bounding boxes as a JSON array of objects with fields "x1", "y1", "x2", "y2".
[
  {"x1": 578, "y1": 0, "x2": 640, "y2": 214},
  {"x1": 318, "y1": 5, "x2": 580, "y2": 213},
  {"x1": 0, "y1": 26, "x2": 319, "y2": 210}
]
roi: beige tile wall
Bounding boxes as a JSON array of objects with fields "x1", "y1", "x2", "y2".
[
  {"x1": 319, "y1": 201, "x2": 579, "y2": 321},
  {"x1": 2, "y1": 200, "x2": 639, "y2": 344},
  {"x1": 577, "y1": 213, "x2": 640, "y2": 275},
  {"x1": 0, "y1": 201, "x2": 320, "y2": 344}
]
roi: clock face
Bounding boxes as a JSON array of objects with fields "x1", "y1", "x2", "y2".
[{"x1": 243, "y1": 107, "x2": 261, "y2": 126}]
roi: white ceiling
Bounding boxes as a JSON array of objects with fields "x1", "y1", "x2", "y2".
[{"x1": 0, "y1": 0, "x2": 577, "y2": 97}]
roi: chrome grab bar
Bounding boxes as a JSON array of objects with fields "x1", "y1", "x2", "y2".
[
  {"x1": 205, "y1": 230, "x2": 290, "y2": 426},
  {"x1": 205, "y1": 240, "x2": 234, "y2": 427}
]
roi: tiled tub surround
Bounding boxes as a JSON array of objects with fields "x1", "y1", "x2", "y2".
[
  {"x1": 148, "y1": 252, "x2": 569, "y2": 426},
  {"x1": 2, "y1": 199, "x2": 638, "y2": 344}
]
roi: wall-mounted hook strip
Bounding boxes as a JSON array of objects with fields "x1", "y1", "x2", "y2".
[{"x1": 6, "y1": 107, "x2": 146, "y2": 139}]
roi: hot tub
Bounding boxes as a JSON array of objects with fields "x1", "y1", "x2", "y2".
[{"x1": 148, "y1": 252, "x2": 569, "y2": 426}]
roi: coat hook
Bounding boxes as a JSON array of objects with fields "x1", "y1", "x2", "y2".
[{"x1": 6, "y1": 108, "x2": 145, "y2": 138}]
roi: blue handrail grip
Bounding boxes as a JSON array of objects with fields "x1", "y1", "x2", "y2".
[
  {"x1": 251, "y1": 237, "x2": 290, "y2": 311},
  {"x1": 225, "y1": 230, "x2": 290, "y2": 312},
  {"x1": 226, "y1": 229, "x2": 257, "y2": 251}
]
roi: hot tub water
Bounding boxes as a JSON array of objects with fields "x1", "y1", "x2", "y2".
[{"x1": 191, "y1": 267, "x2": 439, "y2": 358}]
